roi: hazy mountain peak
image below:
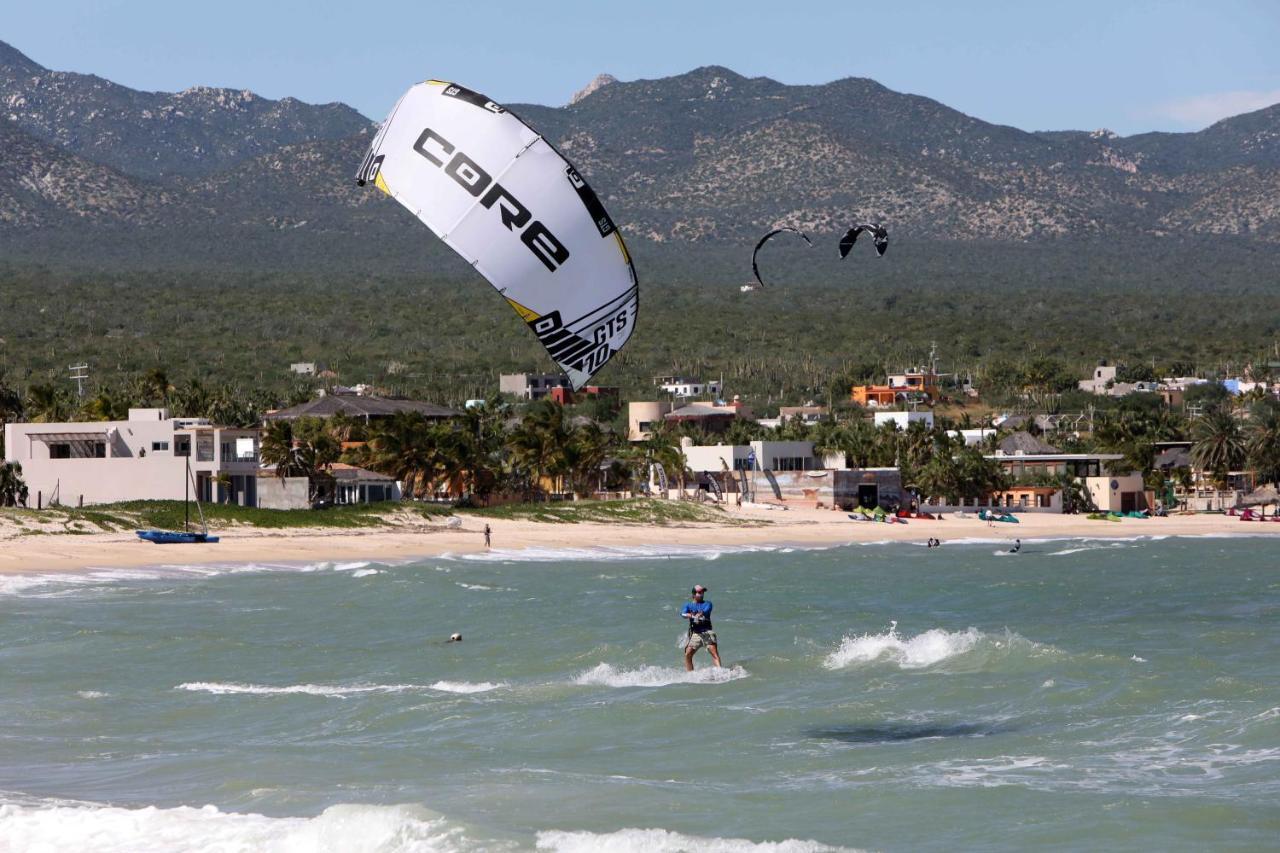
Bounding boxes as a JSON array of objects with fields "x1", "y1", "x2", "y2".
[
  {"x1": 0, "y1": 40, "x2": 43, "y2": 75},
  {"x1": 569, "y1": 73, "x2": 617, "y2": 105}
]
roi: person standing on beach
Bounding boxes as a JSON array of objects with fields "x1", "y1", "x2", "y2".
[
  {"x1": 681, "y1": 584, "x2": 721, "y2": 670},
  {"x1": 484, "y1": 524, "x2": 491, "y2": 549}
]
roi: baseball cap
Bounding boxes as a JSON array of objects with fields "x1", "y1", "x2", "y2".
[{"x1": 693, "y1": 584, "x2": 708, "y2": 593}]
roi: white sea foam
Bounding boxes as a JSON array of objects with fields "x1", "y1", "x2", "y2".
[
  {"x1": 352, "y1": 568, "x2": 382, "y2": 578},
  {"x1": 824, "y1": 622, "x2": 978, "y2": 670},
  {"x1": 0, "y1": 800, "x2": 476, "y2": 853},
  {"x1": 823, "y1": 622, "x2": 1049, "y2": 671},
  {"x1": 535, "y1": 824, "x2": 855, "y2": 845},
  {"x1": 536, "y1": 827, "x2": 859, "y2": 852},
  {"x1": 0, "y1": 558, "x2": 396, "y2": 597},
  {"x1": 76, "y1": 690, "x2": 108, "y2": 699},
  {"x1": 446, "y1": 542, "x2": 803, "y2": 563},
  {"x1": 429, "y1": 680, "x2": 504, "y2": 694},
  {"x1": 176, "y1": 681, "x2": 429, "y2": 698},
  {"x1": 573, "y1": 663, "x2": 750, "y2": 688}
]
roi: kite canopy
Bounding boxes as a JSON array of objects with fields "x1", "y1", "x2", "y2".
[
  {"x1": 357, "y1": 81, "x2": 638, "y2": 390},
  {"x1": 750, "y1": 227, "x2": 812, "y2": 289},
  {"x1": 838, "y1": 223, "x2": 889, "y2": 259}
]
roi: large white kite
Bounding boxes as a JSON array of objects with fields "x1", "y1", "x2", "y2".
[{"x1": 357, "y1": 80, "x2": 638, "y2": 389}]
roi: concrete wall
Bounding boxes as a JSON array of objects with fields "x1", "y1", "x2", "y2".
[
  {"x1": 873, "y1": 411, "x2": 935, "y2": 430},
  {"x1": 679, "y1": 440, "x2": 818, "y2": 473},
  {"x1": 1085, "y1": 474, "x2": 1147, "y2": 512},
  {"x1": 257, "y1": 476, "x2": 312, "y2": 510},
  {"x1": 627, "y1": 401, "x2": 675, "y2": 441}
]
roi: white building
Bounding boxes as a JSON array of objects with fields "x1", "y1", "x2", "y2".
[
  {"x1": 873, "y1": 410, "x2": 935, "y2": 430},
  {"x1": 949, "y1": 428, "x2": 997, "y2": 446},
  {"x1": 3, "y1": 408, "x2": 261, "y2": 508},
  {"x1": 680, "y1": 439, "x2": 819, "y2": 472},
  {"x1": 1079, "y1": 364, "x2": 1118, "y2": 394},
  {"x1": 499, "y1": 373, "x2": 570, "y2": 400},
  {"x1": 654, "y1": 376, "x2": 722, "y2": 399}
]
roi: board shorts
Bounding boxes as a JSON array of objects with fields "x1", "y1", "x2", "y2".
[{"x1": 686, "y1": 630, "x2": 718, "y2": 650}]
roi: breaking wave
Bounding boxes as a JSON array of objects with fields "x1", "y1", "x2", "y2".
[
  {"x1": 175, "y1": 681, "x2": 501, "y2": 698},
  {"x1": 823, "y1": 622, "x2": 1052, "y2": 671},
  {"x1": 536, "y1": 827, "x2": 859, "y2": 852},
  {"x1": 0, "y1": 800, "x2": 478, "y2": 853},
  {"x1": 573, "y1": 663, "x2": 750, "y2": 688}
]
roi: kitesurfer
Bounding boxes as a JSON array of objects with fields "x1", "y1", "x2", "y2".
[
  {"x1": 1009, "y1": 539, "x2": 1021, "y2": 554},
  {"x1": 682, "y1": 584, "x2": 721, "y2": 670}
]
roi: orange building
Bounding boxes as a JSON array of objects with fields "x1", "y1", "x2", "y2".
[{"x1": 851, "y1": 370, "x2": 941, "y2": 407}]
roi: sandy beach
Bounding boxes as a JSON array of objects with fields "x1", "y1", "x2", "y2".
[{"x1": 2, "y1": 504, "x2": 1276, "y2": 575}]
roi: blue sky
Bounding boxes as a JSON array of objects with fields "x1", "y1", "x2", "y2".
[{"x1": 6, "y1": 0, "x2": 1279, "y2": 135}]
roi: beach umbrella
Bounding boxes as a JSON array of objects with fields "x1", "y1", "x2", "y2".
[{"x1": 1236, "y1": 484, "x2": 1280, "y2": 517}]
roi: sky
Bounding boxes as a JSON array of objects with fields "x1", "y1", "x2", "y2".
[{"x1": 5, "y1": 0, "x2": 1279, "y2": 135}]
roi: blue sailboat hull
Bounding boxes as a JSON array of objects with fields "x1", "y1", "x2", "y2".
[{"x1": 136, "y1": 530, "x2": 220, "y2": 544}]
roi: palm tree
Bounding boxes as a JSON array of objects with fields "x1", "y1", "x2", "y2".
[
  {"x1": 138, "y1": 368, "x2": 173, "y2": 407},
  {"x1": 260, "y1": 421, "x2": 307, "y2": 479},
  {"x1": 0, "y1": 461, "x2": 28, "y2": 507},
  {"x1": 1246, "y1": 401, "x2": 1280, "y2": 487},
  {"x1": 563, "y1": 421, "x2": 617, "y2": 497},
  {"x1": 507, "y1": 400, "x2": 570, "y2": 500},
  {"x1": 1191, "y1": 406, "x2": 1245, "y2": 488},
  {"x1": 366, "y1": 413, "x2": 445, "y2": 499},
  {"x1": 0, "y1": 379, "x2": 24, "y2": 425},
  {"x1": 24, "y1": 383, "x2": 68, "y2": 423}
]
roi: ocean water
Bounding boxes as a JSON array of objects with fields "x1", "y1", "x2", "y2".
[{"x1": 0, "y1": 536, "x2": 1277, "y2": 851}]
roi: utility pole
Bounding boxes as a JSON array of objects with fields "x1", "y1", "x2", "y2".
[{"x1": 68, "y1": 364, "x2": 89, "y2": 398}]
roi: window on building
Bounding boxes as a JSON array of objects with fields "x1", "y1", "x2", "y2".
[
  {"x1": 152, "y1": 441, "x2": 169, "y2": 452},
  {"x1": 175, "y1": 437, "x2": 191, "y2": 457},
  {"x1": 732, "y1": 458, "x2": 753, "y2": 471},
  {"x1": 93, "y1": 442, "x2": 106, "y2": 458},
  {"x1": 1019, "y1": 495, "x2": 1029, "y2": 507},
  {"x1": 50, "y1": 443, "x2": 71, "y2": 459},
  {"x1": 773, "y1": 457, "x2": 807, "y2": 471},
  {"x1": 221, "y1": 442, "x2": 232, "y2": 461}
]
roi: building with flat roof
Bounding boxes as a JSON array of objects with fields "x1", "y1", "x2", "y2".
[
  {"x1": 873, "y1": 410, "x2": 935, "y2": 430},
  {"x1": 3, "y1": 408, "x2": 260, "y2": 508},
  {"x1": 500, "y1": 373, "x2": 571, "y2": 400},
  {"x1": 653, "y1": 376, "x2": 723, "y2": 399},
  {"x1": 852, "y1": 369, "x2": 940, "y2": 408}
]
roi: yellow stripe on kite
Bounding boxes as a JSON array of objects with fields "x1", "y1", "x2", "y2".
[
  {"x1": 374, "y1": 172, "x2": 392, "y2": 196},
  {"x1": 505, "y1": 297, "x2": 541, "y2": 323},
  {"x1": 614, "y1": 232, "x2": 631, "y2": 265}
]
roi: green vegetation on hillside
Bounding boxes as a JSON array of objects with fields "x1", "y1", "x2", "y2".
[{"x1": 1, "y1": 235, "x2": 1277, "y2": 410}]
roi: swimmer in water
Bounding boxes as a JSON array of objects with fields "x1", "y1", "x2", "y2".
[{"x1": 1009, "y1": 539, "x2": 1021, "y2": 554}]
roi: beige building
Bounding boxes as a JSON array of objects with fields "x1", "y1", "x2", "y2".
[{"x1": 3, "y1": 408, "x2": 261, "y2": 508}]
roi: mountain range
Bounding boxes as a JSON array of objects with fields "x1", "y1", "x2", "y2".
[{"x1": 3, "y1": 39, "x2": 1279, "y2": 255}]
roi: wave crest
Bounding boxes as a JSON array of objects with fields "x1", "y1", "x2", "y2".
[
  {"x1": 573, "y1": 663, "x2": 749, "y2": 688},
  {"x1": 537, "y1": 827, "x2": 859, "y2": 852},
  {"x1": 0, "y1": 801, "x2": 472, "y2": 853},
  {"x1": 823, "y1": 623, "x2": 1049, "y2": 671}
]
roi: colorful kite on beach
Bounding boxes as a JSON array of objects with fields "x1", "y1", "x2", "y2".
[
  {"x1": 749, "y1": 227, "x2": 813, "y2": 289},
  {"x1": 356, "y1": 80, "x2": 638, "y2": 390},
  {"x1": 838, "y1": 223, "x2": 889, "y2": 259}
]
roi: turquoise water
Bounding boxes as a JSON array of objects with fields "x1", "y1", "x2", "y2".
[{"x1": 1, "y1": 536, "x2": 1277, "y2": 851}]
